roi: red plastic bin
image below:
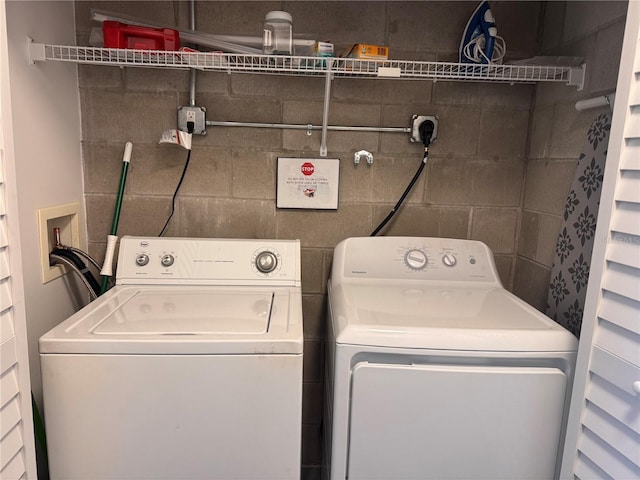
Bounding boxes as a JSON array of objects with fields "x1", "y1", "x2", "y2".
[{"x1": 102, "y1": 21, "x2": 180, "y2": 51}]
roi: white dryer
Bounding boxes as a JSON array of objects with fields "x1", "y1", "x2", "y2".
[
  {"x1": 40, "y1": 236, "x2": 303, "y2": 480},
  {"x1": 324, "y1": 236, "x2": 578, "y2": 480}
]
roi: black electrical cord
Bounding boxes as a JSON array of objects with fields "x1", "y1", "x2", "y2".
[
  {"x1": 158, "y1": 148, "x2": 192, "y2": 237},
  {"x1": 370, "y1": 120, "x2": 435, "y2": 236},
  {"x1": 50, "y1": 249, "x2": 100, "y2": 298},
  {"x1": 370, "y1": 150, "x2": 429, "y2": 236},
  {"x1": 159, "y1": 122, "x2": 194, "y2": 237}
]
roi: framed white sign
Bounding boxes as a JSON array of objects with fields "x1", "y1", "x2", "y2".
[{"x1": 277, "y1": 157, "x2": 340, "y2": 209}]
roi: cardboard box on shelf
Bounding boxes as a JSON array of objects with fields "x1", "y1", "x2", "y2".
[
  {"x1": 344, "y1": 43, "x2": 388, "y2": 60},
  {"x1": 316, "y1": 41, "x2": 334, "y2": 57}
]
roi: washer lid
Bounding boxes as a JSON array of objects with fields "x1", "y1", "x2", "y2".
[
  {"x1": 39, "y1": 286, "x2": 303, "y2": 355},
  {"x1": 93, "y1": 290, "x2": 272, "y2": 335},
  {"x1": 330, "y1": 283, "x2": 577, "y2": 352}
]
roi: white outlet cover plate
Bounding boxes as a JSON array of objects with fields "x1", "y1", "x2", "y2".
[{"x1": 277, "y1": 157, "x2": 339, "y2": 210}]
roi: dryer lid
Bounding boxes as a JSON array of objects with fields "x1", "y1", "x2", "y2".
[{"x1": 330, "y1": 284, "x2": 577, "y2": 352}]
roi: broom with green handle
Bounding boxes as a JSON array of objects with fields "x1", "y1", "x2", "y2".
[{"x1": 99, "y1": 141, "x2": 133, "y2": 295}]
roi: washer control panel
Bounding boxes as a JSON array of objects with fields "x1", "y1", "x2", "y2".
[
  {"x1": 116, "y1": 236, "x2": 300, "y2": 285},
  {"x1": 336, "y1": 236, "x2": 500, "y2": 284}
]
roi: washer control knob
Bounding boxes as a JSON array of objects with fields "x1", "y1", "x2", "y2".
[
  {"x1": 255, "y1": 251, "x2": 278, "y2": 274},
  {"x1": 135, "y1": 254, "x2": 149, "y2": 266},
  {"x1": 405, "y1": 249, "x2": 428, "y2": 270},
  {"x1": 161, "y1": 254, "x2": 175, "y2": 267},
  {"x1": 442, "y1": 253, "x2": 457, "y2": 267}
]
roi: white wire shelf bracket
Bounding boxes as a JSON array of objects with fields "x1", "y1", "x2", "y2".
[{"x1": 28, "y1": 41, "x2": 586, "y2": 90}]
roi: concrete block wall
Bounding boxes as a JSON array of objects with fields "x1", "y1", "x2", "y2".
[
  {"x1": 70, "y1": 1, "x2": 624, "y2": 477},
  {"x1": 514, "y1": 1, "x2": 627, "y2": 312}
]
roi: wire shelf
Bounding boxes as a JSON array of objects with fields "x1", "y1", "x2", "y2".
[{"x1": 30, "y1": 43, "x2": 585, "y2": 88}]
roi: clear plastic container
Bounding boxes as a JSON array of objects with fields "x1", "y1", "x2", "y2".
[{"x1": 263, "y1": 11, "x2": 293, "y2": 55}]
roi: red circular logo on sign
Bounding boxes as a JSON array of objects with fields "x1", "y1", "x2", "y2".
[{"x1": 301, "y1": 162, "x2": 315, "y2": 176}]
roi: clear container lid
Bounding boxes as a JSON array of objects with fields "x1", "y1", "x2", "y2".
[{"x1": 265, "y1": 11, "x2": 292, "y2": 23}]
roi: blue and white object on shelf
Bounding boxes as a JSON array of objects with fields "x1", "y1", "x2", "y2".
[{"x1": 459, "y1": 1, "x2": 501, "y2": 64}]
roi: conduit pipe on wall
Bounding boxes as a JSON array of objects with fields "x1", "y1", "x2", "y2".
[
  {"x1": 189, "y1": 0, "x2": 196, "y2": 107},
  {"x1": 205, "y1": 120, "x2": 411, "y2": 134}
]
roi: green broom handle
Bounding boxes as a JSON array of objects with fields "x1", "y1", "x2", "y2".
[{"x1": 99, "y1": 142, "x2": 132, "y2": 295}]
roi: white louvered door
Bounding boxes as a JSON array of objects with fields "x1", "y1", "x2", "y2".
[
  {"x1": 0, "y1": 1, "x2": 37, "y2": 478},
  {"x1": 560, "y1": 2, "x2": 640, "y2": 479}
]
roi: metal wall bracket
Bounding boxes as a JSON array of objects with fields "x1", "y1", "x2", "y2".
[
  {"x1": 568, "y1": 64, "x2": 586, "y2": 91},
  {"x1": 27, "y1": 37, "x2": 45, "y2": 64}
]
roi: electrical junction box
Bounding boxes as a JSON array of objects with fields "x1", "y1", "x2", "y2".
[
  {"x1": 178, "y1": 106, "x2": 206, "y2": 135},
  {"x1": 277, "y1": 158, "x2": 340, "y2": 210},
  {"x1": 410, "y1": 115, "x2": 439, "y2": 144}
]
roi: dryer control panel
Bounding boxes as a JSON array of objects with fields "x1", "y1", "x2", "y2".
[
  {"x1": 115, "y1": 236, "x2": 301, "y2": 286},
  {"x1": 333, "y1": 236, "x2": 501, "y2": 285}
]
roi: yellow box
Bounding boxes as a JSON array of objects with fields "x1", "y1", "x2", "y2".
[{"x1": 346, "y1": 44, "x2": 388, "y2": 60}]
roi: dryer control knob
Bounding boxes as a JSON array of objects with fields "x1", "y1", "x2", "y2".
[
  {"x1": 442, "y1": 253, "x2": 457, "y2": 267},
  {"x1": 255, "y1": 251, "x2": 278, "y2": 274},
  {"x1": 405, "y1": 249, "x2": 428, "y2": 270},
  {"x1": 161, "y1": 254, "x2": 175, "y2": 267},
  {"x1": 135, "y1": 254, "x2": 149, "y2": 266}
]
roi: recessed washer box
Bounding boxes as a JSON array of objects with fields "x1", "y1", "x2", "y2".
[{"x1": 37, "y1": 203, "x2": 85, "y2": 283}]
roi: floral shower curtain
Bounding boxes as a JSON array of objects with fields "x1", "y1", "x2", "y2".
[{"x1": 546, "y1": 113, "x2": 611, "y2": 337}]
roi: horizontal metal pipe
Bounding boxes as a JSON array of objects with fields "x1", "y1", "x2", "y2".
[{"x1": 206, "y1": 120, "x2": 410, "y2": 134}]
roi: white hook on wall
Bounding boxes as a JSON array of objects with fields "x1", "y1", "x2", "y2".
[{"x1": 354, "y1": 150, "x2": 374, "y2": 165}]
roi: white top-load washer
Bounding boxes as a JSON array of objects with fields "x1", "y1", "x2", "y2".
[
  {"x1": 324, "y1": 236, "x2": 578, "y2": 480},
  {"x1": 40, "y1": 236, "x2": 303, "y2": 480}
]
